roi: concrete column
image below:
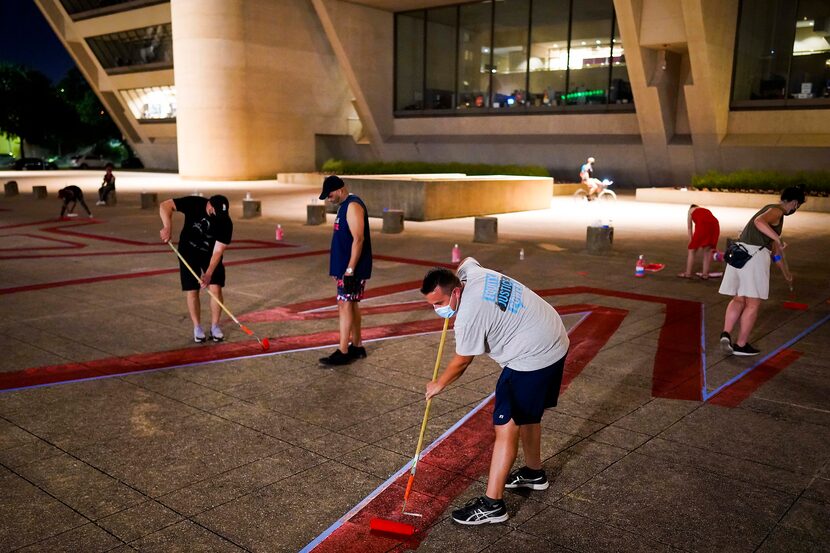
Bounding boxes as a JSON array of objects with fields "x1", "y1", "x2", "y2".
[
  {"x1": 4, "y1": 181, "x2": 18, "y2": 197},
  {"x1": 171, "y1": 0, "x2": 352, "y2": 179},
  {"x1": 474, "y1": 217, "x2": 498, "y2": 243},
  {"x1": 382, "y1": 209, "x2": 404, "y2": 234},
  {"x1": 140, "y1": 192, "x2": 158, "y2": 209},
  {"x1": 32, "y1": 186, "x2": 48, "y2": 199}
]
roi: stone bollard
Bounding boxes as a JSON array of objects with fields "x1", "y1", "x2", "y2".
[
  {"x1": 105, "y1": 190, "x2": 117, "y2": 206},
  {"x1": 382, "y1": 209, "x2": 404, "y2": 234},
  {"x1": 586, "y1": 225, "x2": 614, "y2": 254},
  {"x1": 474, "y1": 217, "x2": 498, "y2": 243},
  {"x1": 242, "y1": 199, "x2": 261, "y2": 219},
  {"x1": 32, "y1": 185, "x2": 48, "y2": 199},
  {"x1": 307, "y1": 204, "x2": 327, "y2": 225},
  {"x1": 140, "y1": 192, "x2": 158, "y2": 210},
  {"x1": 4, "y1": 181, "x2": 18, "y2": 197}
]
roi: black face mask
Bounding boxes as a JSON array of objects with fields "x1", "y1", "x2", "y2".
[{"x1": 784, "y1": 203, "x2": 799, "y2": 216}]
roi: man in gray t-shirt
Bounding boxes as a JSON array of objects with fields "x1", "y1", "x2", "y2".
[{"x1": 421, "y1": 258, "x2": 569, "y2": 526}]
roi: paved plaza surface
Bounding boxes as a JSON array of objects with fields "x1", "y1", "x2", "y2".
[{"x1": 1, "y1": 172, "x2": 829, "y2": 552}]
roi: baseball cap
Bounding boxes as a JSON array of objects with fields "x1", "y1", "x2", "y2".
[
  {"x1": 319, "y1": 175, "x2": 345, "y2": 200},
  {"x1": 208, "y1": 195, "x2": 230, "y2": 217}
]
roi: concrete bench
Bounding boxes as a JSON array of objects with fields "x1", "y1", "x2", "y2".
[
  {"x1": 382, "y1": 209, "x2": 404, "y2": 234},
  {"x1": 32, "y1": 185, "x2": 48, "y2": 199},
  {"x1": 140, "y1": 192, "x2": 158, "y2": 209},
  {"x1": 474, "y1": 217, "x2": 498, "y2": 243},
  {"x1": 242, "y1": 199, "x2": 261, "y2": 219},
  {"x1": 307, "y1": 204, "x2": 326, "y2": 225},
  {"x1": 4, "y1": 181, "x2": 18, "y2": 197}
]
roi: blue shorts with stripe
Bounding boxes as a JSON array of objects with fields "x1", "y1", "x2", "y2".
[{"x1": 493, "y1": 353, "x2": 567, "y2": 426}]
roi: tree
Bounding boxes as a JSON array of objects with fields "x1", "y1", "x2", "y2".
[{"x1": 57, "y1": 68, "x2": 120, "y2": 148}]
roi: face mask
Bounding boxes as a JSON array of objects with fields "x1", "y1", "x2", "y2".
[
  {"x1": 785, "y1": 203, "x2": 798, "y2": 216},
  {"x1": 434, "y1": 289, "x2": 458, "y2": 318}
]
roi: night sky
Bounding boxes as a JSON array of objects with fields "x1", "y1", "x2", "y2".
[{"x1": 0, "y1": 1, "x2": 76, "y2": 82}]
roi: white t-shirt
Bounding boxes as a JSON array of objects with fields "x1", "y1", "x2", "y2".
[{"x1": 454, "y1": 258, "x2": 569, "y2": 371}]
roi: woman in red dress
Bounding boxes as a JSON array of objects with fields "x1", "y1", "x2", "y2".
[{"x1": 679, "y1": 204, "x2": 720, "y2": 279}]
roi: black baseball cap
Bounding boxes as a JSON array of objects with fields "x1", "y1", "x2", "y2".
[
  {"x1": 208, "y1": 194, "x2": 230, "y2": 217},
  {"x1": 319, "y1": 175, "x2": 345, "y2": 200}
]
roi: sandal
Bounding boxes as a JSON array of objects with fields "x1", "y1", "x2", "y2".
[
  {"x1": 699, "y1": 274, "x2": 710, "y2": 280},
  {"x1": 677, "y1": 273, "x2": 692, "y2": 279}
]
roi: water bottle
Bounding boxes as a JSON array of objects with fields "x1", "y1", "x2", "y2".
[
  {"x1": 635, "y1": 254, "x2": 645, "y2": 277},
  {"x1": 451, "y1": 244, "x2": 461, "y2": 263},
  {"x1": 245, "y1": 192, "x2": 252, "y2": 200},
  {"x1": 519, "y1": 248, "x2": 525, "y2": 261},
  {"x1": 712, "y1": 250, "x2": 723, "y2": 262},
  {"x1": 275, "y1": 224, "x2": 284, "y2": 241}
]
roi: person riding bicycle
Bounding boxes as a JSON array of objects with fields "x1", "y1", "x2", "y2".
[{"x1": 579, "y1": 157, "x2": 603, "y2": 199}]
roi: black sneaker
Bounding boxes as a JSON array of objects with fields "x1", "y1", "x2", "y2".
[
  {"x1": 452, "y1": 496, "x2": 508, "y2": 525},
  {"x1": 505, "y1": 466, "x2": 549, "y2": 490},
  {"x1": 719, "y1": 331, "x2": 732, "y2": 353},
  {"x1": 348, "y1": 344, "x2": 367, "y2": 359},
  {"x1": 319, "y1": 349, "x2": 353, "y2": 366},
  {"x1": 732, "y1": 343, "x2": 761, "y2": 357}
]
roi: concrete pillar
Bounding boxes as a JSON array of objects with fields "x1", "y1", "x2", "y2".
[
  {"x1": 105, "y1": 190, "x2": 117, "y2": 206},
  {"x1": 140, "y1": 192, "x2": 158, "y2": 209},
  {"x1": 307, "y1": 204, "x2": 327, "y2": 225},
  {"x1": 242, "y1": 199, "x2": 262, "y2": 219},
  {"x1": 381, "y1": 209, "x2": 404, "y2": 234},
  {"x1": 32, "y1": 186, "x2": 48, "y2": 199},
  {"x1": 587, "y1": 226, "x2": 614, "y2": 254},
  {"x1": 474, "y1": 217, "x2": 498, "y2": 243},
  {"x1": 171, "y1": 0, "x2": 352, "y2": 179},
  {"x1": 4, "y1": 181, "x2": 18, "y2": 197}
]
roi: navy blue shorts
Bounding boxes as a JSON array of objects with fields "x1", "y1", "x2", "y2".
[{"x1": 493, "y1": 354, "x2": 566, "y2": 426}]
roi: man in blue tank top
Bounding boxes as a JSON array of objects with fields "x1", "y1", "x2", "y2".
[{"x1": 318, "y1": 175, "x2": 373, "y2": 366}]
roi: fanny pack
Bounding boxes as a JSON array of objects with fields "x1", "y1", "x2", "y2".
[{"x1": 724, "y1": 242, "x2": 758, "y2": 269}]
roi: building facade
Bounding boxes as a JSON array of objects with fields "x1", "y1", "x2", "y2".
[{"x1": 34, "y1": 0, "x2": 830, "y2": 185}]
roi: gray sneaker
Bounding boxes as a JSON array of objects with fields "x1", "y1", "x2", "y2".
[
  {"x1": 719, "y1": 331, "x2": 732, "y2": 353},
  {"x1": 194, "y1": 325, "x2": 206, "y2": 343},
  {"x1": 210, "y1": 325, "x2": 224, "y2": 342},
  {"x1": 505, "y1": 467, "x2": 549, "y2": 490}
]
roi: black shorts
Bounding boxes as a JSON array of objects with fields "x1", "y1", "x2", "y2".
[
  {"x1": 493, "y1": 353, "x2": 567, "y2": 426},
  {"x1": 179, "y1": 255, "x2": 225, "y2": 291}
]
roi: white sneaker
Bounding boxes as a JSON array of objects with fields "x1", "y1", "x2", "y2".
[
  {"x1": 66, "y1": 213, "x2": 78, "y2": 218},
  {"x1": 194, "y1": 325, "x2": 206, "y2": 343},
  {"x1": 95, "y1": 200, "x2": 105, "y2": 206},
  {"x1": 210, "y1": 325, "x2": 224, "y2": 342}
]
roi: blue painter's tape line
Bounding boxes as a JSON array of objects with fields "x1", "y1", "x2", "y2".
[
  {"x1": 705, "y1": 312, "x2": 830, "y2": 401},
  {"x1": 298, "y1": 392, "x2": 495, "y2": 553}
]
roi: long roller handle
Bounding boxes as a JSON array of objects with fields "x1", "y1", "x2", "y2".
[{"x1": 402, "y1": 316, "x2": 450, "y2": 509}]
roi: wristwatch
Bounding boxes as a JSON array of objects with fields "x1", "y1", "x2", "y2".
[{"x1": 345, "y1": 268, "x2": 354, "y2": 275}]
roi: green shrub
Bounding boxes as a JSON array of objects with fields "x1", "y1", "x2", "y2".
[
  {"x1": 692, "y1": 170, "x2": 830, "y2": 196},
  {"x1": 320, "y1": 159, "x2": 550, "y2": 178}
]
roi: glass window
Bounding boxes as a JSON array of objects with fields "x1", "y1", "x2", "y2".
[
  {"x1": 457, "y1": 1, "x2": 493, "y2": 110},
  {"x1": 426, "y1": 7, "x2": 457, "y2": 110},
  {"x1": 788, "y1": 0, "x2": 830, "y2": 100},
  {"x1": 120, "y1": 86, "x2": 176, "y2": 121},
  {"x1": 609, "y1": 17, "x2": 633, "y2": 105},
  {"x1": 566, "y1": 0, "x2": 614, "y2": 105},
  {"x1": 492, "y1": 0, "x2": 530, "y2": 109},
  {"x1": 732, "y1": 0, "x2": 798, "y2": 101},
  {"x1": 86, "y1": 24, "x2": 173, "y2": 73},
  {"x1": 528, "y1": 0, "x2": 570, "y2": 107},
  {"x1": 395, "y1": 11, "x2": 425, "y2": 111}
]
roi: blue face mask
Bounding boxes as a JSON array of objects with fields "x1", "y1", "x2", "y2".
[{"x1": 434, "y1": 289, "x2": 458, "y2": 319}]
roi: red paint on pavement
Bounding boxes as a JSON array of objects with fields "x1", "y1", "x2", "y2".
[{"x1": 708, "y1": 349, "x2": 803, "y2": 408}]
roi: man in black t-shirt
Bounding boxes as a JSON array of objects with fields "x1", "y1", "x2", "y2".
[{"x1": 159, "y1": 194, "x2": 233, "y2": 343}]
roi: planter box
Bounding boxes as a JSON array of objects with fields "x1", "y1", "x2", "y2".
[
  {"x1": 635, "y1": 188, "x2": 830, "y2": 213},
  {"x1": 553, "y1": 183, "x2": 583, "y2": 196}
]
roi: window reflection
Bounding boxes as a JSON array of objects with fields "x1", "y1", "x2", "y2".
[
  {"x1": 395, "y1": 11, "x2": 425, "y2": 111},
  {"x1": 492, "y1": 0, "x2": 530, "y2": 109},
  {"x1": 566, "y1": 0, "x2": 614, "y2": 105},
  {"x1": 426, "y1": 7, "x2": 457, "y2": 110},
  {"x1": 528, "y1": 0, "x2": 570, "y2": 107},
  {"x1": 457, "y1": 2, "x2": 493, "y2": 109},
  {"x1": 120, "y1": 86, "x2": 176, "y2": 121}
]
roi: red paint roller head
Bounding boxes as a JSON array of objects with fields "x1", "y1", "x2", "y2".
[
  {"x1": 369, "y1": 518, "x2": 416, "y2": 536},
  {"x1": 260, "y1": 338, "x2": 270, "y2": 350}
]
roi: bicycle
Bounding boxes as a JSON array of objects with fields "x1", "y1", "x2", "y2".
[{"x1": 573, "y1": 179, "x2": 616, "y2": 202}]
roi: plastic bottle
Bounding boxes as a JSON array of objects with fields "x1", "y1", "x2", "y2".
[
  {"x1": 712, "y1": 250, "x2": 724, "y2": 262},
  {"x1": 275, "y1": 224, "x2": 284, "y2": 241},
  {"x1": 519, "y1": 248, "x2": 525, "y2": 261},
  {"x1": 451, "y1": 244, "x2": 461, "y2": 263},
  {"x1": 635, "y1": 254, "x2": 645, "y2": 277}
]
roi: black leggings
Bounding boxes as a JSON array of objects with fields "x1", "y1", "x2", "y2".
[
  {"x1": 61, "y1": 196, "x2": 91, "y2": 217},
  {"x1": 99, "y1": 185, "x2": 115, "y2": 202}
]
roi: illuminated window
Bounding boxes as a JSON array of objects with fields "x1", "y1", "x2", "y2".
[{"x1": 120, "y1": 86, "x2": 176, "y2": 121}]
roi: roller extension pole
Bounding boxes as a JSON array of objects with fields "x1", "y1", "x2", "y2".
[{"x1": 167, "y1": 242, "x2": 270, "y2": 350}]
